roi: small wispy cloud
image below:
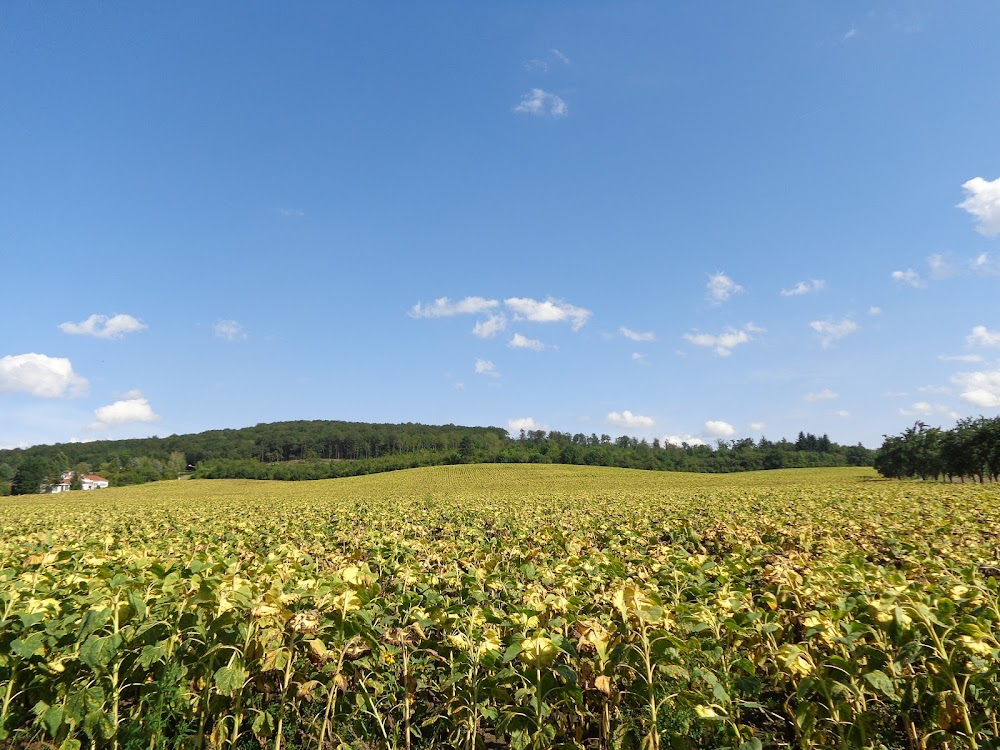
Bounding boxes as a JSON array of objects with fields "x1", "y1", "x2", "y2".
[
  {"x1": 832, "y1": 410, "x2": 851, "y2": 418},
  {"x1": 706, "y1": 273, "x2": 744, "y2": 305},
  {"x1": 59, "y1": 313, "x2": 146, "y2": 339},
  {"x1": 473, "y1": 314, "x2": 507, "y2": 339},
  {"x1": 748, "y1": 421, "x2": 766, "y2": 431},
  {"x1": 505, "y1": 297, "x2": 591, "y2": 330},
  {"x1": 619, "y1": 326, "x2": 656, "y2": 342},
  {"x1": 957, "y1": 176, "x2": 1000, "y2": 236},
  {"x1": 938, "y1": 354, "x2": 985, "y2": 363},
  {"x1": 809, "y1": 319, "x2": 858, "y2": 348},
  {"x1": 869, "y1": 306, "x2": 883, "y2": 316},
  {"x1": 278, "y1": 207, "x2": 305, "y2": 217},
  {"x1": 899, "y1": 401, "x2": 961, "y2": 420},
  {"x1": 842, "y1": 27, "x2": 858, "y2": 40},
  {"x1": 508, "y1": 333, "x2": 545, "y2": 351},
  {"x1": 524, "y1": 48, "x2": 572, "y2": 73},
  {"x1": 214, "y1": 320, "x2": 248, "y2": 342},
  {"x1": 474, "y1": 358, "x2": 500, "y2": 378},
  {"x1": 805, "y1": 389, "x2": 838, "y2": 402},
  {"x1": 891, "y1": 269, "x2": 924, "y2": 288},
  {"x1": 410, "y1": 296, "x2": 499, "y2": 318},
  {"x1": 780, "y1": 279, "x2": 825, "y2": 297},
  {"x1": 513, "y1": 88, "x2": 568, "y2": 118},
  {"x1": 631, "y1": 352, "x2": 650, "y2": 366},
  {"x1": 968, "y1": 325, "x2": 1000, "y2": 348},
  {"x1": 683, "y1": 323, "x2": 763, "y2": 357}
]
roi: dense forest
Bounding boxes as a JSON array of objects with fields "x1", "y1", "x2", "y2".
[
  {"x1": 0, "y1": 420, "x2": 875, "y2": 494},
  {"x1": 873, "y1": 416, "x2": 1000, "y2": 482}
]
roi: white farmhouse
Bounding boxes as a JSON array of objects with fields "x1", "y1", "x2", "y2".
[{"x1": 80, "y1": 474, "x2": 109, "y2": 490}]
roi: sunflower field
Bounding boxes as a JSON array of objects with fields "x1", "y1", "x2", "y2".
[{"x1": 1, "y1": 465, "x2": 998, "y2": 749}]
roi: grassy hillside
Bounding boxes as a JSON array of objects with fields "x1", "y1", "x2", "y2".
[{"x1": 2, "y1": 465, "x2": 998, "y2": 748}]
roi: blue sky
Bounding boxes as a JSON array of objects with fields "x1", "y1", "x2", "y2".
[{"x1": 3, "y1": 2, "x2": 999, "y2": 450}]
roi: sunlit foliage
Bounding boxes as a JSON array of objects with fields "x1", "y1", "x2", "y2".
[{"x1": 1, "y1": 466, "x2": 997, "y2": 748}]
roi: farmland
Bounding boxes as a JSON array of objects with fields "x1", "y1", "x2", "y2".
[{"x1": 2, "y1": 465, "x2": 998, "y2": 749}]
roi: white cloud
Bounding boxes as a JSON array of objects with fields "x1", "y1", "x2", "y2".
[
  {"x1": 473, "y1": 314, "x2": 507, "y2": 339},
  {"x1": 474, "y1": 358, "x2": 500, "y2": 377},
  {"x1": 59, "y1": 313, "x2": 146, "y2": 339},
  {"x1": 631, "y1": 352, "x2": 650, "y2": 366},
  {"x1": 683, "y1": 323, "x2": 763, "y2": 357},
  {"x1": 87, "y1": 392, "x2": 161, "y2": 431},
  {"x1": 664, "y1": 434, "x2": 706, "y2": 447},
  {"x1": 513, "y1": 89, "x2": 568, "y2": 118},
  {"x1": 707, "y1": 273, "x2": 744, "y2": 304},
  {"x1": 524, "y1": 49, "x2": 572, "y2": 72},
  {"x1": 504, "y1": 297, "x2": 591, "y2": 330},
  {"x1": 278, "y1": 207, "x2": 305, "y2": 217},
  {"x1": 619, "y1": 326, "x2": 656, "y2": 342},
  {"x1": 967, "y1": 325, "x2": 1000, "y2": 348},
  {"x1": 214, "y1": 320, "x2": 248, "y2": 341},
  {"x1": 780, "y1": 279, "x2": 825, "y2": 297},
  {"x1": 927, "y1": 253, "x2": 956, "y2": 280},
  {"x1": 508, "y1": 417, "x2": 542, "y2": 433},
  {"x1": 0, "y1": 354, "x2": 89, "y2": 398},
  {"x1": 882, "y1": 390, "x2": 909, "y2": 398},
  {"x1": 508, "y1": 333, "x2": 545, "y2": 351},
  {"x1": 832, "y1": 410, "x2": 851, "y2": 418},
  {"x1": 970, "y1": 252, "x2": 1000, "y2": 276},
  {"x1": 749, "y1": 421, "x2": 766, "y2": 431},
  {"x1": 951, "y1": 369, "x2": 1000, "y2": 409},
  {"x1": 703, "y1": 420, "x2": 736, "y2": 439},
  {"x1": 869, "y1": 306, "x2": 883, "y2": 316},
  {"x1": 891, "y1": 269, "x2": 924, "y2": 288},
  {"x1": 805, "y1": 388, "x2": 838, "y2": 402},
  {"x1": 607, "y1": 410, "x2": 656, "y2": 430},
  {"x1": 938, "y1": 354, "x2": 984, "y2": 363},
  {"x1": 899, "y1": 401, "x2": 961, "y2": 420},
  {"x1": 843, "y1": 27, "x2": 858, "y2": 40},
  {"x1": 410, "y1": 296, "x2": 499, "y2": 318},
  {"x1": 958, "y1": 176, "x2": 1000, "y2": 236},
  {"x1": 809, "y1": 319, "x2": 858, "y2": 348}
]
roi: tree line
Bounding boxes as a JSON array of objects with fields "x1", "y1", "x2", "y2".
[
  {"x1": 873, "y1": 416, "x2": 1000, "y2": 482},
  {"x1": 0, "y1": 420, "x2": 875, "y2": 494}
]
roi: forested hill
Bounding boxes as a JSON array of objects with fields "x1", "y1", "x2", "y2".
[{"x1": 0, "y1": 420, "x2": 874, "y2": 493}]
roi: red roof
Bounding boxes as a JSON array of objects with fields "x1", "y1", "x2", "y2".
[{"x1": 82, "y1": 475, "x2": 108, "y2": 482}]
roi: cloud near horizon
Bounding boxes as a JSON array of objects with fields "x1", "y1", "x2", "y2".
[
  {"x1": 87, "y1": 392, "x2": 161, "y2": 431},
  {"x1": 607, "y1": 410, "x2": 656, "y2": 430}
]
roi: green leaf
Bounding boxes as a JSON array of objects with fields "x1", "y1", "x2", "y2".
[
  {"x1": 214, "y1": 665, "x2": 247, "y2": 697},
  {"x1": 862, "y1": 670, "x2": 898, "y2": 699},
  {"x1": 11, "y1": 632, "x2": 46, "y2": 659},
  {"x1": 738, "y1": 738, "x2": 763, "y2": 750}
]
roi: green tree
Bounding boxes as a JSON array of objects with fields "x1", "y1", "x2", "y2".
[{"x1": 12, "y1": 457, "x2": 51, "y2": 495}]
